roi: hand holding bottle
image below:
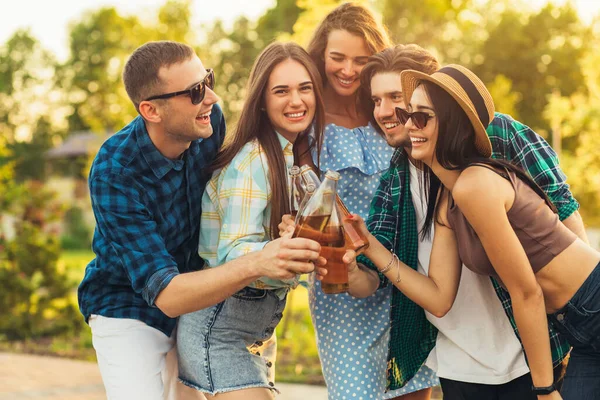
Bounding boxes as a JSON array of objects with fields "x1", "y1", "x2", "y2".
[
  {"x1": 313, "y1": 249, "x2": 358, "y2": 281},
  {"x1": 258, "y1": 231, "x2": 327, "y2": 280},
  {"x1": 343, "y1": 213, "x2": 375, "y2": 253}
]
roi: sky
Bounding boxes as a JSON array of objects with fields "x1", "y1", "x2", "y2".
[{"x1": 0, "y1": 0, "x2": 598, "y2": 62}]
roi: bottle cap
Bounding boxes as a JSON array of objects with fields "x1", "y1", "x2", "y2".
[{"x1": 324, "y1": 170, "x2": 341, "y2": 181}]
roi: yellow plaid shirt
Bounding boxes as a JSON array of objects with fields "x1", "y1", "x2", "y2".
[{"x1": 199, "y1": 133, "x2": 297, "y2": 297}]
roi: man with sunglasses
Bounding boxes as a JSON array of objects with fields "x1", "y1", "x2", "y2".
[
  {"x1": 357, "y1": 44, "x2": 588, "y2": 400},
  {"x1": 78, "y1": 41, "x2": 322, "y2": 400}
]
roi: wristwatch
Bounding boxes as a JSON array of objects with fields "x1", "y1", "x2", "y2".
[{"x1": 531, "y1": 383, "x2": 557, "y2": 395}]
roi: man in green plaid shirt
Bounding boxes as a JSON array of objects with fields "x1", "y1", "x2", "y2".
[{"x1": 357, "y1": 45, "x2": 589, "y2": 398}]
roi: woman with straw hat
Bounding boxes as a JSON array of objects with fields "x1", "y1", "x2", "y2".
[{"x1": 338, "y1": 64, "x2": 600, "y2": 399}]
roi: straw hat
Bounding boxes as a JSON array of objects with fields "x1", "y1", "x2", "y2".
[{"x1": 400, "y1": 64, "x2": 495, "y2": 157}]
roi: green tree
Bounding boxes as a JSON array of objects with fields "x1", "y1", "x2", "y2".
[
  {"x1": 543, "y1": 43, "x2": 600, "y2": 226},
  {"x1": 0, "y1": 30, "x2": 57, "y2": 142},
  {"x1": 154, "y1": 0, "x2": 194, "y2": 43},
  {"x1": 57, "y1": 1, "x2": 196, "y2": 134},
  {"x1": 256, "y1": 0, "x2": 304, "y2": 41},
  {"x1": 0, "y1": 177, "x2": 82, "y2": 340},
  {"x1": 379, "y1": 0, "x2": 485, "y2": 64},
  {"x1": 57, "y1": 7, "x2": 144, "y2": 133},
  {"x1": 10, "y1": 117, "x2": 56, "y2": 181},
  {"x1": 476, "y1": 2, "x2": 589, "y2": 131}
]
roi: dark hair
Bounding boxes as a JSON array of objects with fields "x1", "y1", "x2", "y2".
[
  {"x1": 419, "y1": 81, "x2": 557, "y2": 239},
  {"x1": 359, "y1": 44, "x2": 440, "y2": 133},
  {"x1": 210, "y1": 42, "x2": 325, "y2": 239},
  {"x1": 307, "y1": 2, "x2": 390, "y2": 88},
  {"x1": 123, "y1": 41, "x2": 195, "y2": 113}
]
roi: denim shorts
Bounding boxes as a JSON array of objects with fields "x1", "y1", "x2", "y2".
[
  {"x1": 549, "y1": 261, "x2": 600, "y2": 352},
  {"x1": 549, "y1": 261, "x2": 600, "y2": 400},
  {"x1": 176, "y1": 287, "x2": 287, "y2": 395}
]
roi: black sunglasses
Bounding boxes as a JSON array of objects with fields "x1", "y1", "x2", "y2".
[
  {"x1": 145, "y1": 69, "x2": 215, "y2": 105},
  {"x1": 395, "y1": 107, "x2": 434, "y2": 129}
]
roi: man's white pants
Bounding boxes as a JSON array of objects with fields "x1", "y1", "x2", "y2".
[{"x1": 90, "y1": 315, "x2": 205, "y2": 400}]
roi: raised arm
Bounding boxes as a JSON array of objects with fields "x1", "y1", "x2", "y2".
[
  {"x1": 452, "y1": 167, "x2": 554, "y2": 391},
  {"x1": 346, "y1": 209, "x2": 462, "y2": 316},
  {"x1": 91, "y1": 172, "x2": 321, "y2": 319}
]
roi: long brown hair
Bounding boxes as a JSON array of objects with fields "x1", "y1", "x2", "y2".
[
  {"x1": 211, "y1": 42, "x2": 325, "y2": 239},
  {"x1": 307, "y1": 2, "x2": 391, "y2": 88}
]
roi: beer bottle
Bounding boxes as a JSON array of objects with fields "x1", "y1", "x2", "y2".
[
  {"x1": 319, "y1": 195, "x2": 349, "y2": 294},
  {"x1": 292, "y1": 170, "x2": 339, "y2": 240},
  {"x1": 298, "y1": 165, "x2": 369, "y2": 254}
]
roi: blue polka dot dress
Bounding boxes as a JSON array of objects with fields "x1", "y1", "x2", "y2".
[{"x1": 309, "y1": 123, "x2": 438, "y2": 399}]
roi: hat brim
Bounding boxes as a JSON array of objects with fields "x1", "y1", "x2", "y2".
[{"x1": 400, "y1": 69, "x2": 492, "y2": 158}]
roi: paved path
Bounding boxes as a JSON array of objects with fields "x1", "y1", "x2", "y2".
[
  {"x1": 0, "y1": 352, "x2": 327, "y2": 400},
  {"x1": 0, "y1": 352, "x2": 441, "y2": 399}
]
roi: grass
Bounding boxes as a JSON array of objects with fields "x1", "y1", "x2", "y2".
[
  {"x1": 276, "y1": 287, "x2": 324, "y2": 384},
  {"x1": 2, "y1": 250, "x2": 324, "y2": 384}
]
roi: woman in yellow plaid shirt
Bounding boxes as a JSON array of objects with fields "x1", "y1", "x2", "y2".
[{"x1": 177, "y1": 42, "x2": 326, "y2": 399}]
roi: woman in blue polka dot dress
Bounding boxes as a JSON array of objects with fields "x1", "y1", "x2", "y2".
[{"x1": 304, "y1": 3, "x2": 438, "y2": 399}]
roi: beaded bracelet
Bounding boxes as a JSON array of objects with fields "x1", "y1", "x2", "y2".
[{"x1": 378, "y1": 252, "x2": 396, "y2": 273}]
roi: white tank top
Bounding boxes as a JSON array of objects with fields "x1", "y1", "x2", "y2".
[{"x1": 409, "y1": 161, "x2": 529, "y2": 384}]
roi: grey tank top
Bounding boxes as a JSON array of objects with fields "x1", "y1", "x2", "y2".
[{"x1": 447, "y1": 165, "x2": 577, "y2": 280}]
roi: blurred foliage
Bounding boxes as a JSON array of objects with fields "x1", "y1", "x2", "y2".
[
  {"x1": 9, "y1": 117, "x2": 55, "y2": 182},
  {"x1": 60, "y1": 206, "x2": 92, "y2": 250},
  {"x1": 543, "y1": 33, "x2": 600, "y2": 226},
  {"x1": 0, "y1": 180, "x2": 83, "y2": 340},
  {"x1": 475, "y1": 3, "x2": 590, "y2": 131},
  {"x1": 56, "y1": 7, "x2": 144, "y2": 132},
  {"x1": 0, "y1": 29, "x2": 59, "y2": 143}
]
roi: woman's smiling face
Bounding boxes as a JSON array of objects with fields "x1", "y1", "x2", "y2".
[
  {"x1": 264, "y1": 58, "x2": 316, "y2": 143},
  {"x1": 323, "y1": 29, "x2": 370, "y2": 97},
  {"x1": 406, "y1": 85, "x2": 438, "y2": 164}
]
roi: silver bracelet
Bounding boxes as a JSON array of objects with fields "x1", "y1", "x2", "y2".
[{"x1": 394, "y1": 255, "x2": 402, "y2": 284}]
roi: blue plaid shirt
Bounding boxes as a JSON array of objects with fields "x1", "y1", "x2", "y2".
[{"x1": 78, "y1": 104, "x2": 226, "y2": 336}]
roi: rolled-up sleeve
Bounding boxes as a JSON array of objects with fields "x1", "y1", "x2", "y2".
[{"x1": 90, "y1": 174, "x2": 179, "y2": 306}]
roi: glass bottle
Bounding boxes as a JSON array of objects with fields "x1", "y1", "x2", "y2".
[
  {"x1": 293, "y1": 170, "x2": 348, "y2": 294},
  {"x1": 295, "y1": 182, "x2": 316, "y2": 224},
  {"x1": 292, "y1": 170, "x2": 339, "y2": 240},
  {"x1": 299, "y1": 164, "x2": 321, "y2": 189},
  {"x1": 299, "y1": 165, "x2": 369, "y2": 254},
  {"x1": 319, "y1": 197, "x2": 349, "y2": 294}
]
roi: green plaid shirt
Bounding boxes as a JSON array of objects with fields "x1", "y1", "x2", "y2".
[{"x1": 359, "y1": 112, "x2": 579, "y2": 390}]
